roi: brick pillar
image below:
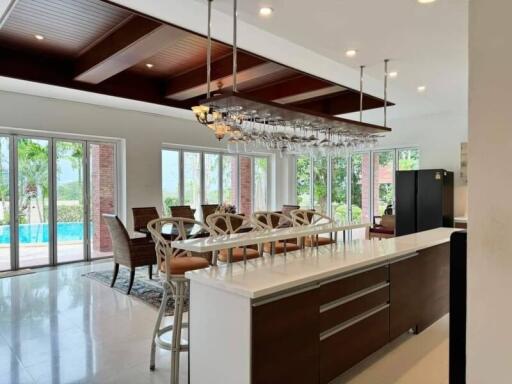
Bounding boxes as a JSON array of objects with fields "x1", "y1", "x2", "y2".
[
  {"x1": 361, "y1": 154, "x2": 371, "y2": 221},
  {"x1": 91, "y1": 144, "x2": 114, "y2": 252},
  {"x1": 239, "y1": 156, "x2": 252, "y2": 216}
]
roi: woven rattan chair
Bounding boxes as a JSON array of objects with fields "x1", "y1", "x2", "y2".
[
  {"x1": 206, "y1": 213, "x2": 262, "y2": 264},
  {"x1": 252, "y1": 211, "x2": 302, "y2": 255},
  {"x1": 132, "y1": 207, "x2": 159, "y2": 236},
  {"x1": 169, "y1": 205, "x2": 196, "y2": 220},
  {"x1": 102, "y1": 214, "x2": 156, "y2": 295},
  {"x1": 201, "y1": 204, "x2": 219, "y2": 223},
  {"x1": 147, "y1": 217, "x2": 212, "y2": 383},
  {"x1": 291, "y1": 209, "x2": 337, "y2": 247}
]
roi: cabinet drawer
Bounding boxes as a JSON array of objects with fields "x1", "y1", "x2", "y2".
[
  {"x1": 319, "y1": 306, "x2": 390, "y2": 384},
  {"x1": 320, "y1": 285, "x2": 389, "y2": 333},
  {"x1": 319, "y1": 266, "x2": 389, "y2": 305}
]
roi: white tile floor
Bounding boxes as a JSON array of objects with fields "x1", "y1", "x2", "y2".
[{"x1": 0, "y1": 261, "x2": 449, "y2": 384}]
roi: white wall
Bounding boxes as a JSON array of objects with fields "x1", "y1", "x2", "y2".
[
  {"x1": 467, "y1": 1, "x2": 512, "y2": 382},
  {"x1": 379, "y1": 111, "x2": 468, "y2": 216},
  {"x1": 0, "y1": 90, "x2": 285, "y2": 232}
]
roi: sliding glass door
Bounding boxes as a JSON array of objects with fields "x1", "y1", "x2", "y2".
[
  {"x1": 16, "y1": 137, "x2": 50, "y2": 268},
  {"x1": 0, "y1": 137, "x2": 11, "y2": 271},
  {"x1": 55, "y1": 141, "x2": 85, "y2": 263},
  {"x1": 0, "y1": 135, "x2": 118, "y2": 271}
]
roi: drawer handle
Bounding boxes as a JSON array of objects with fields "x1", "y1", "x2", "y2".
[
  {"x1": 319, "y1": 263, "x2": 389, "y2": 286},
  {"x1": 320, "y1": 303, "x2": 390, "y2": 341},
  {"x1": 320, "y1": 282, "x2": 389, "y2": 313}
]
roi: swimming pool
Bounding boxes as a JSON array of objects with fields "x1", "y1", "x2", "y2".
[{"x1": 0, "y1": 222, "x2": 87, "y2": 244}]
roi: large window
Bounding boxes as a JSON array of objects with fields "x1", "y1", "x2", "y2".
[
  {"x1": 373, "y1": 151, "x2": 395, "y2": 217},
  {"x1": 296, "y1": 147, "x2": 419, "y2": 232},
  {"x1": 296, "y1": 156, "x2": 311, "y2": 208},
  {"x1": 398, "y1": 148, "x2": 420, "y2": 170},
  {"x1": 161, "y1": 148, "x2": 271, "y2": 216}
]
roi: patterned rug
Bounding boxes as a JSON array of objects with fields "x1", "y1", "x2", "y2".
[{"x1": 83, "y1": 266, "x2": 185, "y2": 315}]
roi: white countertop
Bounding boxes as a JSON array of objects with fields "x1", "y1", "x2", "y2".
[
  {"x1": 185, "y1": 227, "x2": 460, "y2": 299},
  {"x1": 172, "y1": 222, "x2": 370, "y2": 252},
  {"x1": 454, "y1": 216, "x2": 468, "y2": 223}
]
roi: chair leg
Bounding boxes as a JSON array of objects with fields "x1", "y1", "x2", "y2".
[
  {"x1": 149, "y1": 264, "x2": 153, "y2": 280},
  {"x1": 171, "y1": 281, "x2": 185, "y2": 384},
  {"x1": 150, "y1": 281, "x2": 171, "y2": 371},
  {"x1": 127, "y1": 269, "x2": 135, "y2": 295},
  {"x1": 110, "y1": 263, "x2": 119, "y2": 288}
]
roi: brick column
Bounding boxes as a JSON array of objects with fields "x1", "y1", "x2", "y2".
[
  {"x1": 239, "y1": 156, "x2": 252, "y2": 216},
  {"x1": 91, "y1": 144, "x2": 114, "y2": 252}
]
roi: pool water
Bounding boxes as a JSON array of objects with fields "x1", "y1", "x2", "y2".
[{"x1": 0, "y1": 222, "x2": 87, "y2": 244}]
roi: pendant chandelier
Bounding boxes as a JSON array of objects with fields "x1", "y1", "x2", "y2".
[{"x1": 192, "y1": 0, "x2": 392, "y2": 156}]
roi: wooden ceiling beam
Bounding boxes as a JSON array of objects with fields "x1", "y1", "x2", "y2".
[
  {"x1": 242, "y1": 74, "x2": 343, "y2": 104},
  {"x1": 74, "y1": 15, "x2": 189, "y2": 84},
  {"x1": 165, "y1": 52, "x2": 280, "y2": 100},
  {"x1": 289, "y1": 90, "x2": 390, "y2": 115}
]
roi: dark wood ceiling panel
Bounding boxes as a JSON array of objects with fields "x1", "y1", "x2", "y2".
[
  {"x1": 130, "y1": 35, "x2": 231, "y2": 78},
  {"x1": 0, "y1": 0, "x2": 131, "y2": 56}
]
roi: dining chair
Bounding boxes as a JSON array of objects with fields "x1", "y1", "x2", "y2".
[
  {"x1": 290, "y1": 209, "x2": 337, "y2": 247},
  {"x1": 102, "y1": 214, "x2": 156, "y2": 294},
  {"x1": 132, "y1": 207, "x2": 159, "y2": 236},
  {"x1": 147, "y1": 217, "x2": 213, "y2": 383},
  {"x1": 206, "y1": 213, "x2": 261, "y2": 264},
  {"x1": 281, "y1": 204, "x2": 300, "y2": 217},
  {"x1": 252, "y1": 211, "x2": 301, "y2": 255},
  {"x1": 201, "y1": 204, "x2": 218, "y2": 223},
  {"x1": 170, "y1": 205, "x2": 196, "y2": 220}
]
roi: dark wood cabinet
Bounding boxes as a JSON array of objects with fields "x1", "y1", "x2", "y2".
[
  {"x1": 252, "y1": 287, "x2": 320, "y2": 384},
  {"x1": 390, "y1": 243, "x2": 450, "y2": 340}
]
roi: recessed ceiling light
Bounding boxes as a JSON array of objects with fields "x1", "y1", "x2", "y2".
[
  {"x1": 417, "y1": 85, "x2": 427, "y2": 93},
  {"x1": 145, "y1": 63, "x2": 154, "y2": 69},
  {"x1": 259, "y1": 7, "x2": 273, "y2": 16},
  {"x1": 388, "y1": 71, "x2": 398, "y2": 78},
  {"x1": 34, "y1": 34, "x2": 44, "y2": 41},
  {"x1": 345, "y1": 49, "x2": 357, "y2": 58},
  {"x1": 417, "y1": 0, "x2": 436, "y2": 3}
]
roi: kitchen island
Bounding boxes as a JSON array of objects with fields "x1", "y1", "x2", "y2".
[{"x1": 185, "y1": 227, "x2": 458, "y2": 384}]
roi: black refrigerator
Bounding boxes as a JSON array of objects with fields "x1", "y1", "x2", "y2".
[{"x1": 395, "y1": 169, "x2": 454, "y2": 236}]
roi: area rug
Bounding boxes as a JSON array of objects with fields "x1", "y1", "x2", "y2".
[{"x1": 83, "y1": 267, "x2": 186, "y2": 315}]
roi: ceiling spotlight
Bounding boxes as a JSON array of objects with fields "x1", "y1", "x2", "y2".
[
  {"x1": 417, "y1": 0, "x2": 436, "y2": 3},
  {"x1": 417, "y1": 85, "x2": 427, "y2": 93},
  {"x1": 34, "y1": 34, "x2": 44, "y2": 41},
  {"x1": 145, "y1": 63, "x2": 154, "y2": 69},
  {"x1": 388, "y1": 71, "x2": 398, "y2": 78},
  {"x1": 259, "y1": 7, "x2": 273, "y2": 16},
  {"x1": 345, "y1": 49, "x2": 357, "y2": 58}
]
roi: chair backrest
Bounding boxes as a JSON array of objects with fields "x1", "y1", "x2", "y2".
[
  {"x1": 281, "y1": 205, "x2": 300, "y2": 217},
  {"x1": 102, "y1": 214, "x2": 131, "y2": 262},
  {"x1": 201, "y1": 204, "x2": 219, "y2": 223},
  {"x1": 291, "y1": 209, "x2": 333, "y2": 226},
  {"x1": 206, "y1": 213, "x2": 259, "y2": 235},
  {"x1": 132, "y1": 207, "x2": 159, "y2": 232},
  {"x1": 381, "y1": 214, "x2": 396, "y2": 229},
  {"x1": 147, "y1": 217, "x2": 212, "y2": 277},
  {"x1": 170, "y1": 205, "x2": 196, "y2": 220},
  {"x1": 252, "y1": 211, "x2": 295, "y2": 230}
]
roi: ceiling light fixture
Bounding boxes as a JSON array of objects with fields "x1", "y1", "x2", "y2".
[
  {"x1": 34, "y1": 34, "x2": 44, "y2": 41},
  {"x1": 259, "y1": 7, "x2": 273, "y2": 16},
  {"x1": 417, "y1": 85, "x2": 427, "y2": 93},
  {"x1": 417, "y1": 0, "x2": 436, "y2": 3},
  {"x1": 389, "y1": 71, "x2": 398, "y2": 78},
  {"x1": 145, "y1": 63, "x2": 154, "y2": 69},
  {"x1": 345, "y1": 49, "x2": 357, "y2": 58}
]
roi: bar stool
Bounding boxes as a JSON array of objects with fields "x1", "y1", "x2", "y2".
[
  {"x1": 252, "y1": 211, "x2": 302, "y2": 255},
  {"x1": 147, "y1": 217, "x2": 212, "y2": 383},
  {"x1": 290, "y1": 209, "x2": 337, "y2": 247},
  {"x1": 206, "y1": 213, "x2": 262, "y2": 264}
]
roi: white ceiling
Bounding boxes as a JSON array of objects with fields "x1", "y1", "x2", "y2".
[{"x1": 209, "y1": 0, "x2": 468, "y2": 118}]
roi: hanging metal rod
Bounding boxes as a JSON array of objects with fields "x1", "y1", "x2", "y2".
[
  {"x1": 206, "y1": 0, "x2": 213, "y2": 98},
  {"x1": 232, "y1": 0, "x2": 238, "y2": 92},
  {"x1": 359, "y1": 65, "x2": 365, "y2": 122},
  {"x1": 384, "y1": 59, "x2": 389, "y2": 127}
]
